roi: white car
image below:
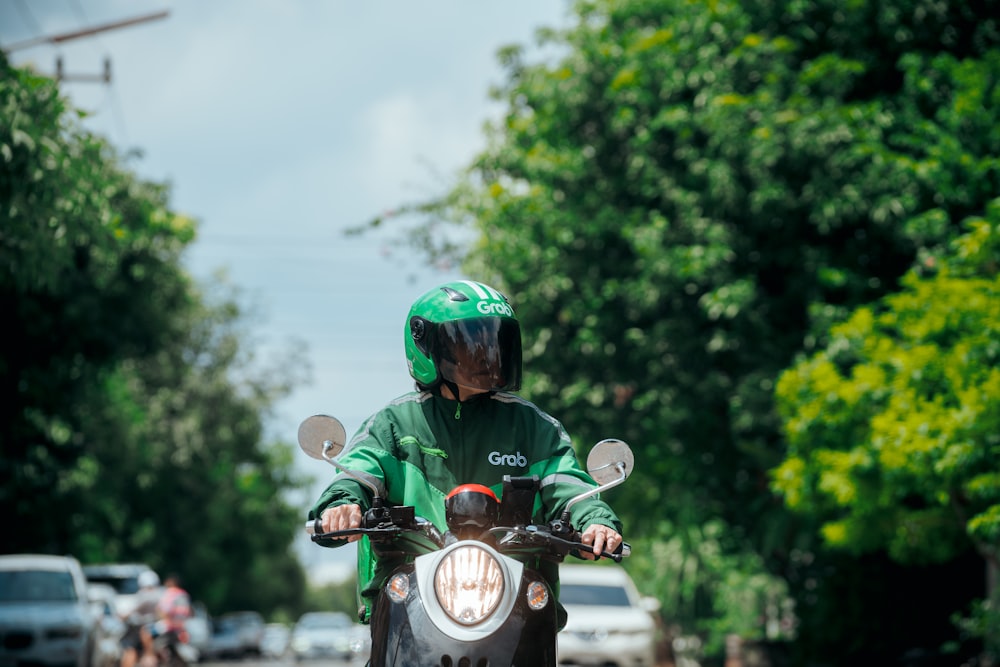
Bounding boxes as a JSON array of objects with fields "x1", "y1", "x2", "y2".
[
  {"x1": 81, "y1": 562, "x2": 157, "y2": 619},
  {"x1": 86, "y1": 583, "x2": 126, "y2": 667},
  {"x1": 0, "y1": 554, "x2": 96, "y2": 667},
  {"x1": 183, "y1": 602, "x2": 212, "y2": 662},
  {"x1": 260, "y1": 622, "x2": 291, "y2": 658},
  {"x1": 289, "y1": 611, "x2": 356, "y2": 661},
  {"x1": 556, "y1": 564, "x2": 659, "y2": 667}
]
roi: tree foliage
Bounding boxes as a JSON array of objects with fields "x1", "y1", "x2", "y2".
[
  {"x1": 775, "y1": 210, "x2": 1000, "y2": 563},
  {"x1": 774, "y1": 207, "x2": 1000, "y2": 653},
  {"x1": 1, "y1": 54, "x2": 309, "y2": 618},
  {"x1": 365, "y1": 0, "x2": 1000, "y2": 660}
]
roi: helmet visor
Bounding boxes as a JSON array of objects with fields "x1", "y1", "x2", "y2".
[{"x1": 432, "y1": 317, "x2": 522, "y2": 392}]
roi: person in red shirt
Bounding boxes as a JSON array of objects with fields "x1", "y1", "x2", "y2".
[
  {"x1": 154, "y1": 575, "x2": 192, "y2": 637},
  {"x1": 120, "y1": 571, "x2": 161, "y2": 667}
]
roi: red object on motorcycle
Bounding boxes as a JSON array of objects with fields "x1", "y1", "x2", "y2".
[{"x1": 444, "y1": 483, "x2": 499, "y2": 535}]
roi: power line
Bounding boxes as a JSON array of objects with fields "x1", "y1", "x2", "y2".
[
  {"x1": 65, "y1": 0, "x2": 105, "y2": 58},
  {"x1": 12, "y1": 0, "x2": 43, "y2": 37},
  {"x1": 67, "y1": 0, "x2": 91, "y2": 28},
  {"x1": 103, "y1": 83, "x2": 131, "y2": 147},
  {"x1": 2, "y1": 10, "x2": 169, "y2": 53}
]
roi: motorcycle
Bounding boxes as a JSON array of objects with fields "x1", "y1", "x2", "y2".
[
  {"x1": 134, "y1": 627, "x2": 189, "y2": 667},
  {"x1": 298, "y1": 414, "x2": 634, "y2": 667}
]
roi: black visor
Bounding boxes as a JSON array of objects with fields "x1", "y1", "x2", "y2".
[{"x1": 429, "y1": 317, "x2": 522, "y2": 392}]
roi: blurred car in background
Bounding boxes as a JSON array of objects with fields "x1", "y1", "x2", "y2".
[
  {"x1": 86, "y1": 583, "x2": 125, "y2": 667},
  {"x1": 289, "y1": 611, "x2": 355, "y2": 662},
  {"x1": 556, "y1": 564, "x2": 659, "y2": 667},
  {"x1": 81, "y1": 562, "x2": 157, "y2": 619},
  {"x1": 184, "y1": 601, "x2": 212, "y2": 662},
  {"x1": 202, "y1": 617, "x2": 244, "y2": 661},
  {"x1": 0, "y1": 554, "x2": 96, "y2": 667},
  {"x1": 347, "y1": 622, "x2": 371, "y2": 662},
  {"x1": 260, "y1": 622, "x2": 290, "y2": 659},
  {"x1": 219, "y1": 610, "x2": 265, "y2": 657}
]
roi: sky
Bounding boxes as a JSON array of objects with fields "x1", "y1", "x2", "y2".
[{"x1": 1, "y1": 0, "x2": 572, "y2": 582}]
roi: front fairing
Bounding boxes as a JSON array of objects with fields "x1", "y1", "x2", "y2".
[{"x1": 373, "y1": 541, "x2": 558, "y2": 667}]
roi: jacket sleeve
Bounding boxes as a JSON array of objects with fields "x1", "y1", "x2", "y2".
[
  {"x1": 307, "y1": 416, "x2": 397, "y2": 547},
  {"x1": 531, "y1": 420, "x2": 623, "y2": 537}
]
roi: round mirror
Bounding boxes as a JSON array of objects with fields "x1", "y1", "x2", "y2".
[
  {"x1": 586, "y1": 439, "x2": 634, "y2": 485},
  {"x1": 297, "y1": 415, "x2": 347, "y2": 460}
]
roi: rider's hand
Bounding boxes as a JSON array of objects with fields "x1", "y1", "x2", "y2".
[
  {"x1": 579, "y1": 524, "x2": 623, "y2": 560},
  {"x1": 320, "y1": 504, "x2": 363, "y2": 542}
]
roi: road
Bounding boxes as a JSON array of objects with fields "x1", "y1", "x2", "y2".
[{"x1": 200, "y1": 657, "x2": 368, "y2": 667}]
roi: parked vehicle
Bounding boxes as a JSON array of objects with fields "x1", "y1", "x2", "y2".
[
  {"x1": 218, "y1": 610, "x2": 265, "y2": 657},
  {"x1": 289, "y1": 612, "x2": 355, "y2": 661},
  {"x1": 347, "y1": 622, "x2": 372, "y2": 661},
  {"x1": 81, "y1": 562, "x2": 157, "y2": 618},
  {"x1": 260, "y1": 622, "x2": 291, "y2": 659},
  {"x1": 183, "y1": 602, "x2": 212, "y2": 662},
  {"x1": 298, "y1": 414, "x2": 634, "y2": 667},
  {"x1": 201, "y1": 617, "x2": 244, "y2": 661},
  {"x1": 87, "y1": 583, "x2": 126, "y2": 667},
  {"x1": 556, "y1": 564, "x2": 659, "y2": 667},
  {"x1": 0, "y1": 554, "x2": 96, "y2": 667}
]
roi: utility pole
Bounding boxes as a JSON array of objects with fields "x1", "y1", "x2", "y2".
[
  {"x1": 1, "y1": 10, "x2": 169, "y2": 83},
  {"x1": 55, "y1": 55, "x2": 112, "y2": 84}
]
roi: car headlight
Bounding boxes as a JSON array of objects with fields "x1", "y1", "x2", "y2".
[{"x1": 434, "y1": 545, "x2": 504, "y2": 625}]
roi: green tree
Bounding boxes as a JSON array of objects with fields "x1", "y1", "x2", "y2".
[
  {"x1": 68, "y1": 282, "x2": 312, "y2": 615},
  {"x1": 774, "y1": 207, "x2": 1000, "y2": 658},
  {"x1": 1, "y1": 55, "x2": 309, "y2": 617},
  {"x1": 362, "y1": 0, "x2": 1000, "y2": 660},
  {"x1": 304, "y1": 576, "x2": 361, "y2": 620},
  {"x1": 1, "y1": 53, "x2": 194, "y2": 549}
]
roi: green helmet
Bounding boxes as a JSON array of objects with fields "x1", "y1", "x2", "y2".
[{"x1": 405, "y1": 280, "x2": 522, "y2": 392}]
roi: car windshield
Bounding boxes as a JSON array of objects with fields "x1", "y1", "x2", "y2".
[
  {"x1": 223, "y1": 612, "x2": 262, "y2": 627},
  {"x1": 86, "y1": 575, "x2": 139, "y2": 595},
  {"x1": 0, "y1": 571, "x2": 77, "y2": 602},
  {"x1": 216, "y1": 620, "x2": 239, "y2": 634},
  {"x1": 297, "y1": 613, "x2": 350, "y2": 630},
  {"x1": 559, "y1": 583, "x2": 632, "y2": 607}
]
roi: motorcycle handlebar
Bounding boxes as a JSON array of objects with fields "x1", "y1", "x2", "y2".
[
  {"x1": 566, "y1": 536, "x2": 630, "y2": 563},
  {"x1": 304, "y1": 519, "x2": 631, "y2": 561},
  {"x1": 596, "y1": 541, "x2": 630, "y2": 562},
  {"x1": 304, "y1": 520, "x2": 398, "y2": 540}
]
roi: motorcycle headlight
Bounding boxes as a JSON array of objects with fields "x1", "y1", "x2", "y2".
[{"x1": 434, "y1": 545, "x2": 504, "y2": 625}]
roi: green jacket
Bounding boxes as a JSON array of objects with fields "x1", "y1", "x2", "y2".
[{"x1": 308, "y1": 389, "x2": 623, "y2": 619}]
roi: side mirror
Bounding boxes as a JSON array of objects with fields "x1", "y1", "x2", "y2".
[
  {"x1": 297, "y1": 414, "x2": 383, "y2": 501},
  {"x1": 297, "y1": 415, "x2": 347, "y2": 461},
  {"x1": 586, "y1": 439, "x2": 634, "y2": 485},
  {"x1": 564, "y1": 439, "x2": 634, "y2": 513}
]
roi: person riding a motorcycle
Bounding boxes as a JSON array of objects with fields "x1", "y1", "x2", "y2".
[
  {"x1": 309, "y1": 280, "x2": 624, "y2": 626},
  {"x1": 120, "y1": 570, "x2": 161, "y2": 667},
  {"x1": 150, "y1": 575, "x2": 191, "y2": 643},
  {"x1": 118, "y1": 573, "x2": 192, "y2": 667}
]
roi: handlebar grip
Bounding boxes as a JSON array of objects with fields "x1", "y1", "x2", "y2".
[
  {"x1": 598, "y1": 541, "x2": 630, "y2": 562},
  {"x1": 304, "y1": 519, "x2": 321, "y2": 536}
]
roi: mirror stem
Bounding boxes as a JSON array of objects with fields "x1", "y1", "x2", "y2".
[
  {"x1": 321, "y1": 440, "x2": 383, "y2": 502},
  {"x1": 563, "y1": 462, "x2": 626, "y2": 517}
]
